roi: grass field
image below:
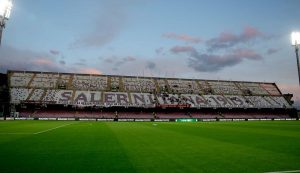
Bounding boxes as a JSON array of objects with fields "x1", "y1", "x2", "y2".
[{"x1": 0, "y1": 120, "x2": 300, "y2": 173}]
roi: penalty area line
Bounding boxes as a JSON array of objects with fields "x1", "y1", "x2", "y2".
[
  {"x1": 33, "y1": 122, "x2": 77, "y2": 135},
  {"x1": 265, "y1": 170, "x2": 300, "y2": 173}
]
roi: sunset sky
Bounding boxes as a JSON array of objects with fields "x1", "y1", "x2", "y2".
[{"x1": 1, "y1": 0, "x2": 300, "y2": 107}]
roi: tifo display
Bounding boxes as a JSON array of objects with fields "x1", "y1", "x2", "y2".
[{"x1": 7, "y1": 70, "x2": 296, "y2": 120}]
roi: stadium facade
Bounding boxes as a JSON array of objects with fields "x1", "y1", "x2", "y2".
[{"x1": 1, "y1": 70, "x2": 298, "y2": 121}]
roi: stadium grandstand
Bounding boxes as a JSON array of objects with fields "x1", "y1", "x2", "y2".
[
  {"x1": 3, "y1": 70, "x2": 298, "y2": 121},
  {"x1": 0, "y1": 73, "x2": 9, "y2": 117}
]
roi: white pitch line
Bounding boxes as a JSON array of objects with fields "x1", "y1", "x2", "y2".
[
  {"x1": 33, "y1": 122, "x2": 77, "y2": 135},
  {"x1": 265, "y1": 170, "x2": 300, "y2": 173}
]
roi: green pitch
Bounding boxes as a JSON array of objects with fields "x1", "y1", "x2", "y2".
[{"x1": 0, "y1": 121, "x2": 300, "y2": 173}]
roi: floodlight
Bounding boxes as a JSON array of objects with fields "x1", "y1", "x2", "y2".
[
  {"x1": 0, "y1": 0, "x2": 12, "y2": 45},
  {"x1": 0, "y1": 0, "x2": 12, "y2": 19},
  {"x1": 291, "y1": 32, "x2": 300, "y2": 46},
  {"x1": 291, "y1": 31, "x2": 300, "y2": 86}
]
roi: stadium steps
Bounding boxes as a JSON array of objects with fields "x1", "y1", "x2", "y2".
[
  {"x1": 67, "y1": 75, "x2": 74, "y2": 89},
  {"x1": 222, "y1": 94, "x2": 235, "y2": 107},
  {"x1": 233, "y1": 82, "x2": 243, "y2": 94},
  {"x1": 110, "y1": 77, "x2": 120, "y2": 92},
  {"x1": 38, "y1": 89, "x2": 48, "y2": 102},
  {"x1": 153, "y1": 78, "x2": 160, "y2": 93},
  {"x1": 163, "y1": 79, "x2": 171, "y2": 93},
  {"x1": 268, "y1": 96, "x2": 281, "y2": 106},
  {"x1": 127, "y1": 92, "x2": 133, "y2": 104},
  {"x1": 27, "y1": 73, "x2": 36, "y2": 88},
  {"x1": 273, "y1": 83, "x2": 283, "y2": 95},
  {"x1": 71, "y1": 90, "x2": 76, "y2": 102},
  {"x1": 262, "y1": 96, "x2": 278, "y2": 108},
  {"x1": 260, "y1": 83, "x2": 273, "y2": 95},
  {"x1": 26, "y1": 89, "x2": 36, "y2": 102},
  {"x1": 137, "y1": 77, "x2": 144, "y2": 93},
  {"x1": 119, "y1": 76, "x2": 125, "y2": 92},
  {"x1": 241, "y1": 95, "x2": 253, "y2": 107},
  {"x1": 107, "y1": 76, "x2": 112, "y2": 91},
  {"x1": 56, "y1": 74, "x2": 63, "y2": 89},
  {"x1": 195, "y1": 80, "x2": 205, "y2": 94},
  {"x1": 200, "y1": 81, "x2": 214, "y2": 94}
]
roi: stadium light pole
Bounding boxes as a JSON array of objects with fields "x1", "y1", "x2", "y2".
[
  {"x1": 0, "y1": 0, "x2": 13, "y2": 46},
  {"x1": 291, "y1": 32, "x2": 300, "y2": 86}
]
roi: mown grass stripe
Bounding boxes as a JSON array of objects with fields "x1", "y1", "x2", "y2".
[{"x1": 0, "y1": 133, "x2": 32, "y2": 135}]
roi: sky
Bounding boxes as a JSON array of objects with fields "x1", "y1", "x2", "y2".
[{"x1": 1, "y1": 0, "x2": 300, "y2": 107}]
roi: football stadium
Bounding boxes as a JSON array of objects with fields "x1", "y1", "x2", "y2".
[
  {"x1": 1, "y1": 0, "x2": 300, "y2": 173},
  {"x1": 0, "y1": 70, "x2": 300, "y2": 173}
]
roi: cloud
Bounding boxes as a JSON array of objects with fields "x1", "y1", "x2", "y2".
[
  {"x1": 266, "y1": 48, "x2": 279, "y2": 55},
  {"x1": 74, "y1": 59, "x2": 87, "y2": 66},
  {"x1": 59, "y1": 60, "x2": 66, "y2": 65},
  {"x1": 78, "y1": 67, "x2": 102, "y2": 75},
  {"x1": 0, "y1": 46, "x2": 64, "y2": 73},
  {"x1": 145, "y1": 61, "x2": 156, "y2": 70},
  {"x1": 33, "y1": 58, "x2": 54, "y2": 66},
  {"x1": 123, "y1": 56, "x2": 136, "y2": 62},
  {"x1": 232, "y1": 49, "x2": 262, "y2": 60},
  {"x1": 162, "y1": 32, "x2": 201, "y2": 44},
  {"x1": 0, "y1": 45, "x2": 102, "y2": 75},
  {"x1": 49, "y1": 50, "x2": 60, "y2": 55},
  {"x1": 170, "y1": 46, "x2": 197, "y2": 54},
  {"x1": 165, "y1": 26, "x2": 279, "y2": 72},
  {"x1": 70, "y1": 1, "x2": 128, "y2": 48},
  {"x1": 115, "y1": 56, "x2": 136, "y2": 66},
  {"x1": 115, "y1": 61, "x2": 124, "y2": 66},
  {"x1": 206, "y1": 26, "x2": 266, "y2": 51},
  {"x1": 74, "y1": 62, "x2": 86, "y2": 66},
  {"x1": 79, "y1": 59, "x2": 86, "y2": 62},
  {"x1": 104, "y1": 58, "x2": 114, "y2": 63},
  {"x1": 155, "y1": 47, "x2": 164, "y2": 55},
  {"x1": 98, "y1": 55, "x2": 190, "y2": 77},
  {"x1": 188, "y1": 48, "x2": 262, "y2": 72},
  {"x1": 241, "y1": 26, "x2": 263, "y2": 40},
  {"x1": 166, "y1": 26, "x2": 272, "y2": 72},
  {"x1": 102, "y1": 55, "x2": 136, "y2": 67},
  {"x1": 169, "y1": 45, "x2": 262, "y2": 72}
]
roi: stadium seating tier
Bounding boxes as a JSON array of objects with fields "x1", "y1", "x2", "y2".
[{"x1": 8, "y1": 71, "x2": 293, "y2": 110}]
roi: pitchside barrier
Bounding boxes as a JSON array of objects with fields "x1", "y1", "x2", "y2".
[{"x1": 0, "y1": 117, "x2": 298, "y2": 122}]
